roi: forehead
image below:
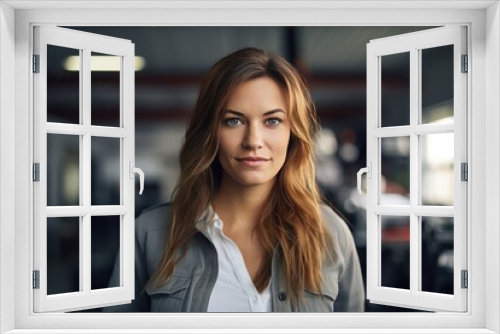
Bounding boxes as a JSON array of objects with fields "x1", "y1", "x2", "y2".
[{"x1": 225, "y1": 77, "x2": 287, "y2": 111}]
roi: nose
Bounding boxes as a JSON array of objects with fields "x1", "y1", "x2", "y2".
[{"x1": 242, "y1": 124, "x2": 263, "y2": 150}]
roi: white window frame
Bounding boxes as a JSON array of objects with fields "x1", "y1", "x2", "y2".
[
  {"x1": 33, "y1": 25, "x2": 136, "y2": 313},
  {"x1": 366, "y1": 26, "x2": 468, "y2": 312},
  {"x1": 0, "y1": 1, "x2": 499, "y2": 333}
]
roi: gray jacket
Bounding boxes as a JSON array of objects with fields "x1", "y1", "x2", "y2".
[{"x1": 104, "y1": 203, "x2": 365, "y2": 312}]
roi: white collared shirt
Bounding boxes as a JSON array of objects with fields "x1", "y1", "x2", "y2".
[{"x1": 206, "y1": 214, "x2": 272, "y2": 312}]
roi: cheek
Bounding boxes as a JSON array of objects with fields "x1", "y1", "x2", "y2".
[
  {"x1": 271, "y1": 129, "x2": 291, "y2": 159},
  {"x1": 218, "y1": 130, "x2": 238, "y2": 160}
]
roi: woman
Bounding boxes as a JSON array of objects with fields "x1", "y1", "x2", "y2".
[{"x1": 105, "y1": 47, "x2": 364, "y2": 312}]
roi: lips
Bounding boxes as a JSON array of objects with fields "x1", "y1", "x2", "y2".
[
  {"x1": 235, "y1": 156, "x2": 270, "y2": 167},
  {"x1": 236, "y1": 157, "x2": 270, "y2": 162}
]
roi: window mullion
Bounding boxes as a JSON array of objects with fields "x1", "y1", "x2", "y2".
[
  {"x1": 409, "y1": 47, "x2": 419, "y2": 294},
  {"x1": 82, "y1": 47, "x2": 92, "y2": 294}
]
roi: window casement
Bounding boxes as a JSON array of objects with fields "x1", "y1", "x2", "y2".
[
  {"x1": 32, "y1": 24, "x2": 469, "y2": 314},
  {"x1": 33, "y1": 26, "x2": 139, "y2": 312},
  {"x1": 362, "y1": 26, "x2": 468, "y2": 312},
  {"x1": 1, "y1": 2, "x2": 498, "y2": 334}
]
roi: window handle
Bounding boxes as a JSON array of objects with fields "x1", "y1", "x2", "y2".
[
  {"x1": 129, "y1": 161, "x2": 145, "y2": 195},
  {"x1": 357, "y1": 162, "x2": 371, "y2": 195}
]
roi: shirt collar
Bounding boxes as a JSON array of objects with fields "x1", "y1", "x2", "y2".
[
  {"x1": 195, "y1": 205, "x2": 220, "y2": 237},
  {"x1": 205, "y1": 211, "x2": 223, "y2": 238}
]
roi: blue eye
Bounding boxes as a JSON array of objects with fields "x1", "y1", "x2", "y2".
[
  {"x1": 224, "y1": 118, "x2": 242, "y2": 127},
  {"x1": 265, "y1": 118, "x2": 282, "y2": 126}
]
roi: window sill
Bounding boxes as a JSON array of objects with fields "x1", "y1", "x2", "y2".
[{"x1": 3, "y1": 329, "x2": 498, "y2": 334}]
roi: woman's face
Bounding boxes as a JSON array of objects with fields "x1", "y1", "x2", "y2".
[{"x1": 217, "y1": 76, "x2": 291, "y2": 189}]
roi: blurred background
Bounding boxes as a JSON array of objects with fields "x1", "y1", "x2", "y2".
[{"x1": 45, "y1": 26, "x2": 455, "y2": 312}]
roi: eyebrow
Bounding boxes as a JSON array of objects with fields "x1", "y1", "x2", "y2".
[{"x1": 224, "y1": 108, "x2": 286, "y2": 116}]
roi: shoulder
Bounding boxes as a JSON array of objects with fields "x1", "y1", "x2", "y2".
[
  {"x1": 135, "y1": 202, "x2": 173, "y2": 237},
  {"x1": 134, "y1": 203, "x2": 173, "y2": 270},
  {"x1": 319, "y1": 204, "x2": 356, "y2": 258}
]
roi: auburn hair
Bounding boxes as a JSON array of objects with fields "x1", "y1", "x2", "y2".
[{"x1": 148, "y1": 47, "x2": 334, "y2": 302}]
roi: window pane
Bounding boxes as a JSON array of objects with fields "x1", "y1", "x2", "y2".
[
  {"x1": 381, "y1": 215, "x2": 410, "y2": 290},
  {"x1": 421, "y1": 133, "x2": 454, "y2": 206},
  {"x1": 421, "y1": 216, "x2": 454, "y2": 294},
  {"x1": 381, "y1": 137, "x2": 410, "y2": 205},
  {"x1": 47, "y1": 134, "x2": 80, "y2": 206},
  {"x1": 47, "y1": 217, "x2": 80, "y2": 295},
  {"x1": 91, "y1": 137, "x2": 121, "y2": 205},
  {"x1": 421, "y1": 45, "x2": 454, "y2": 124},
  {"x1": 91, "y1": 216, "x2": 120, "y2": 290},
  {"x1": 91, "y1": 52, "x2": 121, "y2": 127},
  {"x1": 47, "y1": 45, "x2": 80, "y2": 124},
  {"x1": 381, "y1": 52, "x2": 410, "y2": 127}
]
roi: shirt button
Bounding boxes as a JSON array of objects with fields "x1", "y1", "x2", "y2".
[
  {"x1": 252, "y1": 295, "x2": 257, "y2": 302},
  {"x1": 278, "y1": 292, "x2": 287, "y2": 301}
]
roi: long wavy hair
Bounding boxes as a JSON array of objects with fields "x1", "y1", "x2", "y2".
[{"x1": 148, "y1": 47, "x2": 334, "y2": 301}]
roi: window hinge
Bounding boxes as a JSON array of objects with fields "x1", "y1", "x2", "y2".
[
  {"x1": 461, "y1": 270, "x2": 468, "y2": 289},
  {"x1": 33, "y1": 163, "x2": 40, "y2": 182},
  {"x1": 33, "y1": 54, "x2": 40, "y2": 73},
  {"x1": 461, "y1": 163, "x2": 468, "y2": 181},
  {"x1": 33, "y1": 270, "x2": 40, "y2": 289},
  {"x1": 461, "y1": 54, "x2": 468, "y2": 73}
]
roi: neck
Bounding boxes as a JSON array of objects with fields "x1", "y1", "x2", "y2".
[{"x1": 212, "y1": 177, "x2": 274, "y2": 232}]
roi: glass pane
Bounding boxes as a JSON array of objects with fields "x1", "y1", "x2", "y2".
[
  {"x1": 421, "y1": 216, "x2": 454, "y2": 294},
  {"x1": 47, "y1": 217, "x2": 80, "y2": 295},
  {"x1": 47, "y1": 45, "x2": 80, "y2": 124},
  {"x1": 421, "y1": 133, "x2": 454, "y2": 206},
  {"x1": 91, "y1": 216, "x2": 120, "y2": 290},
  {"x1": 381, "y1": 137, "x2": 410, "y2": 205},
  {"x1": 381, "y1": 215, "x2": 410, "y2": 290},
  {"x1": 91, "y1": 52, "x2": 121, "y2": 127},
  {"x1": 381, "y1": 52, "x2": 410, "y2": 127},
  {"x1": 421, "y1": 45, "x2": 454, "y2": 124},
  {"x1": 91, "y1": 137, "x2": 121, "y2": 205},
  {"x1": 47, "y1": 134, "x2": 80, "y2": 206}
]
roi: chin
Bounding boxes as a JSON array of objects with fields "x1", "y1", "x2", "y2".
[
  {"x1": 233, "y1": 174, "x2": 276, "y2": 188},
  {"x1": 221, "y1": 168, "x2": 279, "y2": 189},
  {"x1": 237, "y1": 179, "x2": 273, "y2": 187}
]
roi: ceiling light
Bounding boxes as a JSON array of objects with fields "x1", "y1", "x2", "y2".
[{"x1": 63, "y1": 56, "x2": 145, "y2": 71}]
